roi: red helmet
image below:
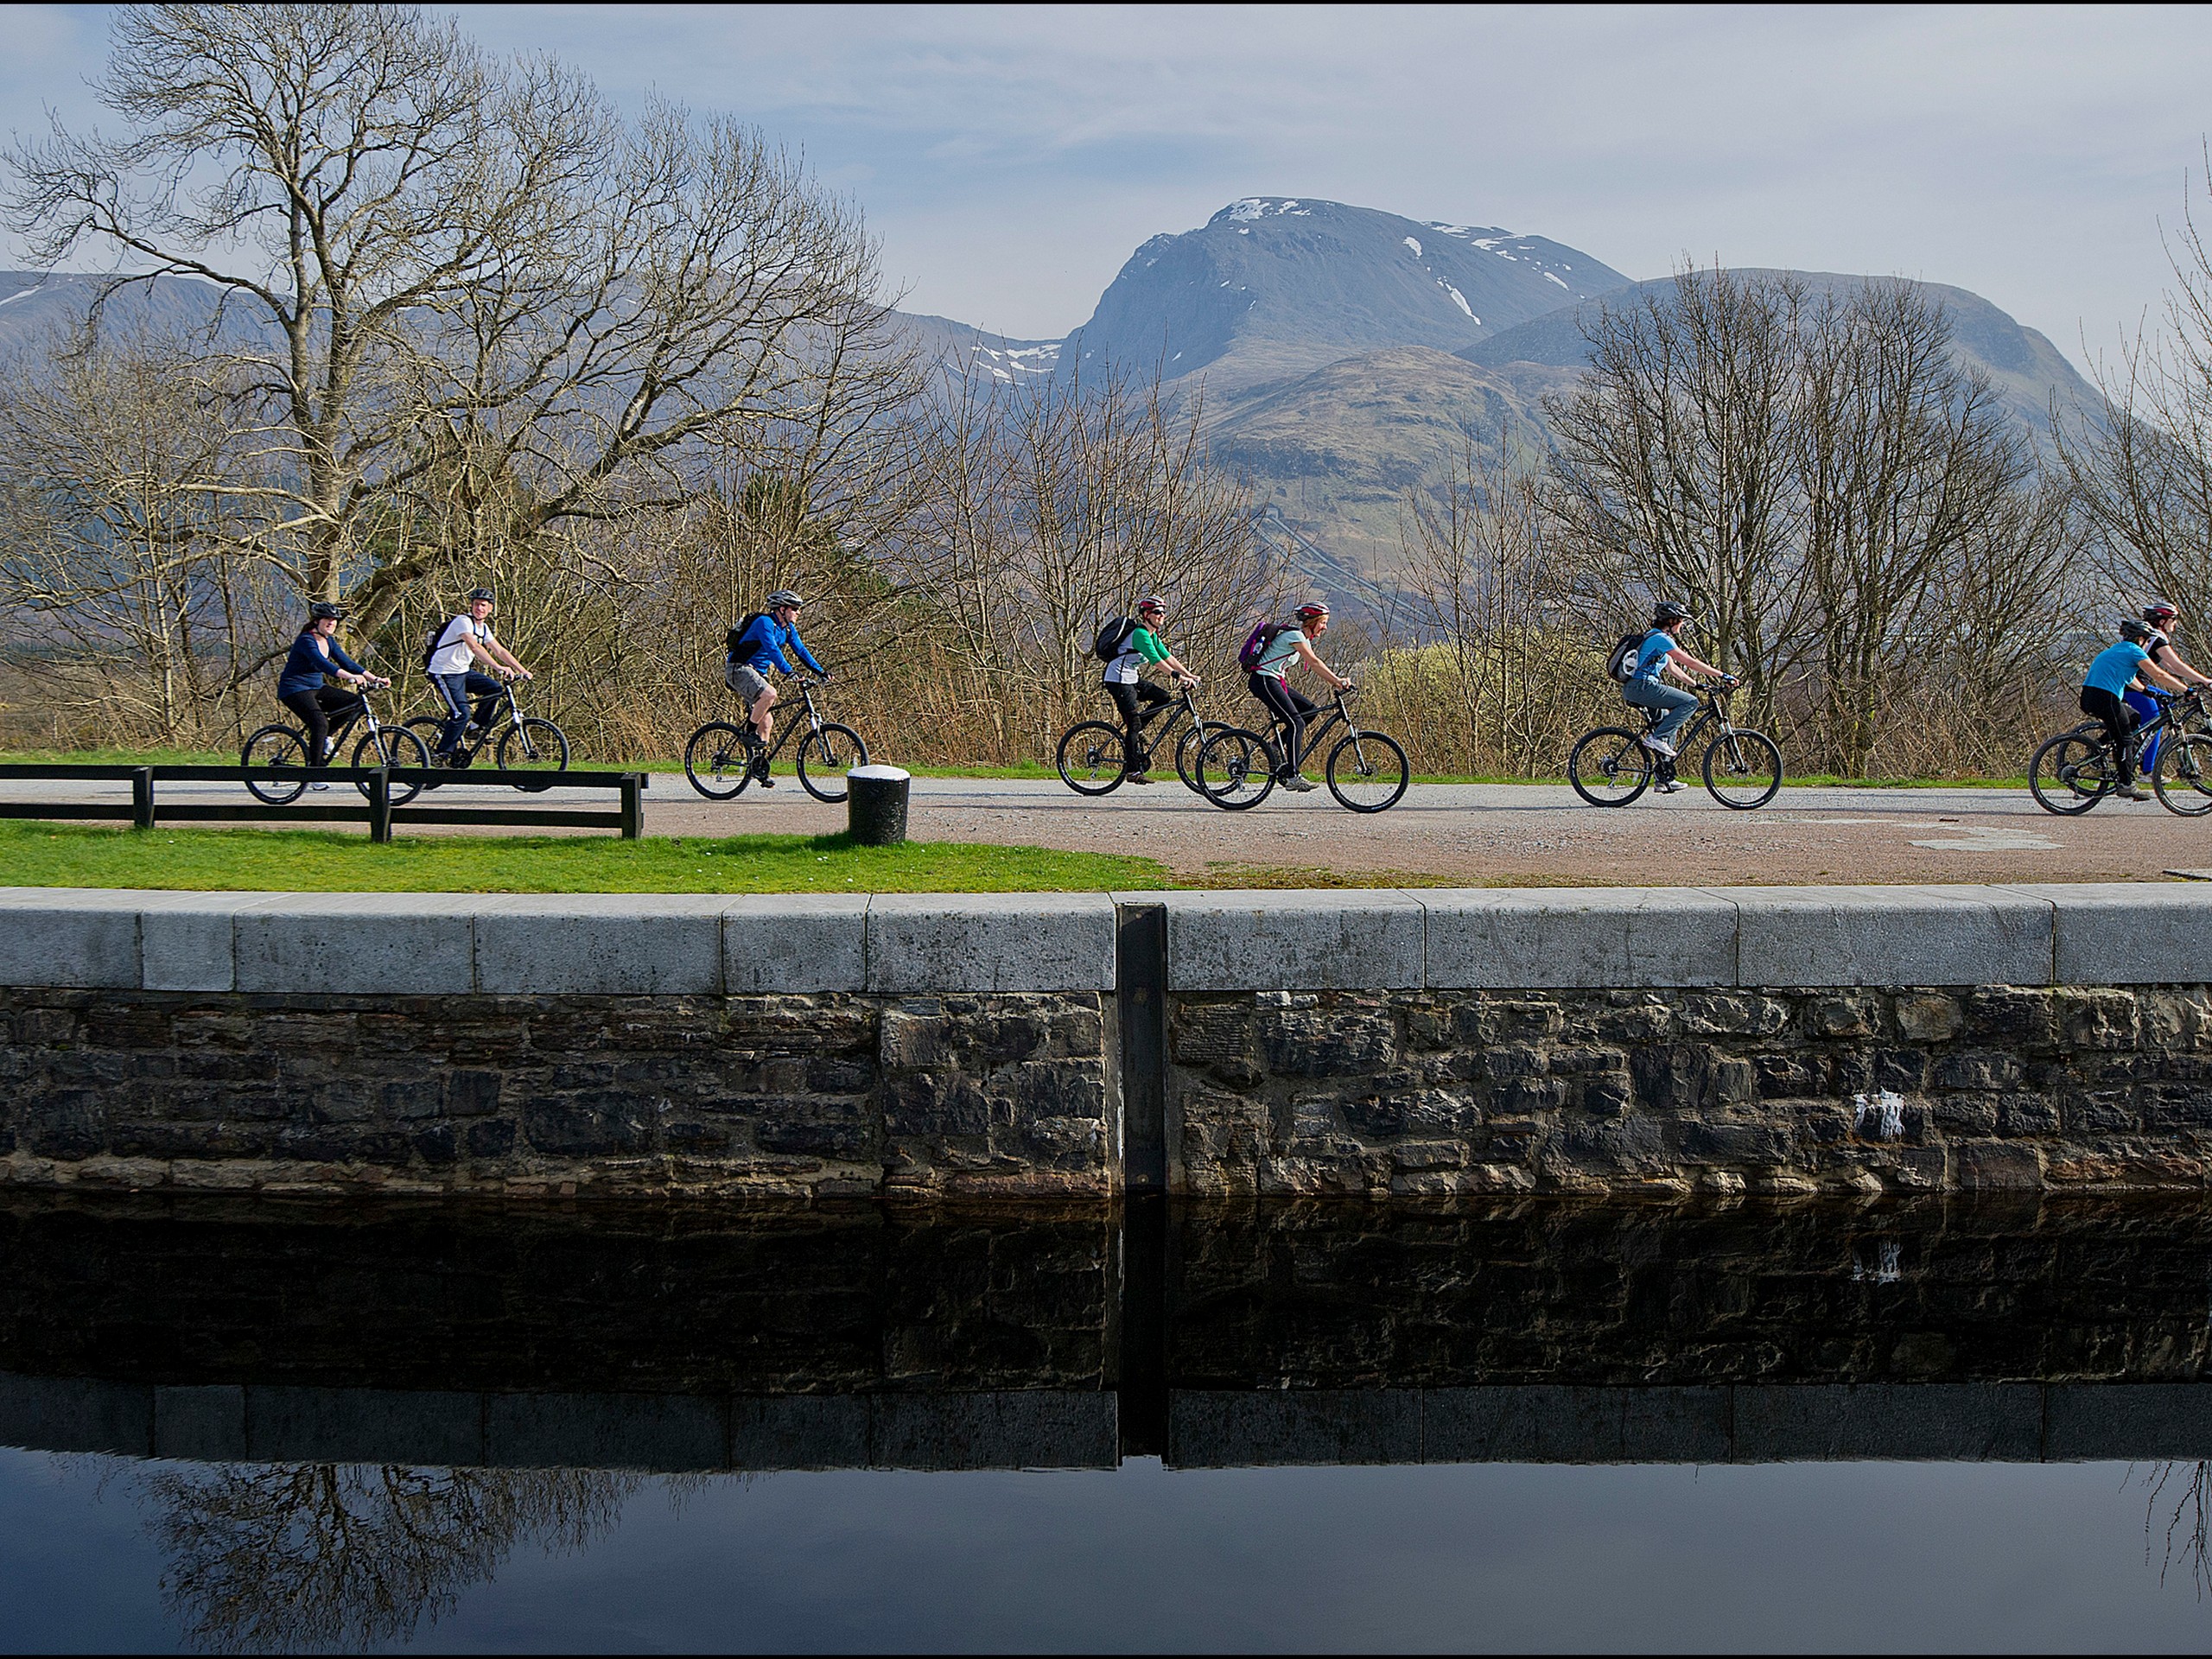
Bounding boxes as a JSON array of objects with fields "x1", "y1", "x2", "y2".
[
  {"x1": 2145, "y1": 601, "x2": 2179, "y2": 624},
  {"x1": 1294, "y1": 601, "x2": 1330, "y2": 620}
]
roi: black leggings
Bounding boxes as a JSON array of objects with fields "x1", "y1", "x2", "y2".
[
  {"x1": 281, "y1": 687, "x2": 364, "y2": 766},
  {"x1": 1106, "y1": 679, "x2": 1172, "y2": 766},
  {"x1": 2081, "y1": 687, "x2": 2142, "y2": 779},
  {"x1": 1249, "y1": 672, "x2": 1318, "y2": 772}
]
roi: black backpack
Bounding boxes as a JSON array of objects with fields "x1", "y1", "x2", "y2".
[
  {"x1": 725, "y1": 612, "x2": 766, "y2": 659},
  {"x1": 421, "y1": 616, "x2": 461, "y2": 673},
  {"x1": 1605, "y1": 628, "x2": 1652, "y2": 684},
  {"x1": 1093, "y1": 615, "x2": 1139, "y2": 662}
]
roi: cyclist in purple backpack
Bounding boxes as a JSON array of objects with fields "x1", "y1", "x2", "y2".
[{"x1": 1243, "y1": 601, "x2": 1353, "y2": 792}]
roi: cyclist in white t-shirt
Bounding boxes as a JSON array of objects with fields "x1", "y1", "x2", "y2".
[{"x1": 428, "y1": 587, "x2": 532, "y2": 759}]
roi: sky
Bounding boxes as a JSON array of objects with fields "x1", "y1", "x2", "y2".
[{"x1": 6, "y1": 4, "x2": 2211, "y2": 372}]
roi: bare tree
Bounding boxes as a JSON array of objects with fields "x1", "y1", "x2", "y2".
[
  {"x1": 0, "y1": 324, "x2": 278, "y2": 746},
  {"x1": 2056, "y1": 160, "x2": 2212, "y2": 623},
  {"x1": 1382, "y1": 435, "x2": 1599, "y2": 774},
  {"x1": 1795, "y1": 281, "x2": 2029, "y2": 776},
  {"x1": 887, "y1": 358, "x2": 1279, "y2": 759},
  {"x1": 6, "y1": 3, "x2": 918, "y2": 638},
  {"x1": 1545, "y1": 265, "x2": 1815, "y2": 730}
]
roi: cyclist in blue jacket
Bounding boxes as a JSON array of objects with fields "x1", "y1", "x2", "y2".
[
  {"x1": 725, "y1": 589, "x2": 828, "y2": 788},
  {"x1": 276, "y1": 601, "x2": 389, "y2": 779}
]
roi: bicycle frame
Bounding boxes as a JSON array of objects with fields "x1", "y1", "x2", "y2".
[
  {"x1": 754, "y1": 677, "x2": 833, "y2": 764},
  {"x1": 1257, "y1": 686, "x2": 1358, "y2": 764}
]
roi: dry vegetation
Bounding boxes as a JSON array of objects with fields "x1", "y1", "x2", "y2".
[{"x1": 0, "y1": 6, "x2": 2206, "y2": 781}]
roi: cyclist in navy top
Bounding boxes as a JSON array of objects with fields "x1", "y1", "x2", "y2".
[
  {"x1": 723, "y1": 589, "x2": 828, "y2": 787},
  {"x1": 276, "y1": 601, "x2": 389, "y2": 771}
]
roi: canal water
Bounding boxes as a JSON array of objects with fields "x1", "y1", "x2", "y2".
[{"x1": 5, "y1": 1195, "x2": 2212, "y2": 1651}]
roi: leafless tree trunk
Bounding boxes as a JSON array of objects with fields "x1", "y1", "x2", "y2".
[{"x1": 1545, "y1": 265, "x2": 1814, "y2": 734}]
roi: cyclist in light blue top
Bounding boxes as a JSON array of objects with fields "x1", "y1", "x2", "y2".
[
  {"x1": 1622, "y1": 601, "x2": 1733, "y2": 791},
  {"x1": 2082, "y1": 617, "x2": 2186, "y2": 800}
]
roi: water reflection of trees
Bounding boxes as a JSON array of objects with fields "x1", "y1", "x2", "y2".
[
  {"x1": 2143, "y1": 1461, "x2": 2212, "y2": 1596},
  {"x1": 143, "y1": 1463, "x2": 640, "y2": 1653}
]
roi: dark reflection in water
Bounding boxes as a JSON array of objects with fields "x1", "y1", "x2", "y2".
[
  {"x1": 143, "y1": 1463, "x2": 638, "y2": 1653},
  {"x1": 10, "y1": 1192, "x2": 2212, "y2": 1650}
]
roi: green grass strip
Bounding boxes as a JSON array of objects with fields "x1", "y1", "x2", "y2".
[{"x1": 0, "y1": 819, "x2": 1168, "y2": 894}]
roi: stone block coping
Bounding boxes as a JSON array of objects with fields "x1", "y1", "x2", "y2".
[{"x1": 4, "y1": 882, "x2": 2212, "y2": 995}]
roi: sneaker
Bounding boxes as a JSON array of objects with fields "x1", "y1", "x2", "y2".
[
  {"x1": 751, "y1": 755, "x2": 774, "y2": 789},
  {"x1": 1127, "y1": 771, "x2": 1154, "y2": 785},
  {"x1": 2117, "y1": 784, "x2": 2150, "y2": 801},
  {"x1": 1641, "y1": 734, "x2": 1677, "y2": 758},
  {"x1": 1656, "y1": 779, "x2": 1688, "y2": 794},
  {"x1": 1281, "y1": 773, "x2": 1317, "y2": 792},
  {"x1": 308, "y1": 780, "x2": 331, "y2": 791}
]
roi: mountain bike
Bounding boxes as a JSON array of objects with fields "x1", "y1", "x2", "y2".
[
  {"x1": 403, "y1": 677, "x2": 569, "y2": 792},
  {"x1": 1194, "y1": 685, "x2": 1410, "y2": 812},
  {"x1": 1568, "y1": 684, "x2": 1782, "y2": 808},
  {"x1": 684, "y1": 677, "x2": 864, "y2": 802},
  {"x1": 1056, "y1": 684, "x2": 1225, "y2": 798},
  {"x1": 2031, "y1": 689, "x2": 2212, "y2": 816},
  {"x1": 239, "y1": 684, "x2": 429, "y2": 806}
]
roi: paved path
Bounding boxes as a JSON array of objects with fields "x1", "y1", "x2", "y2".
[{"x1": 12, "y1": 769, "x2": 2210, "y2": 886}]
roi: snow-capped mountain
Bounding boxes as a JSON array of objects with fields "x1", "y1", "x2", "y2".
[{"x1": 1060, "y1": 197, "x2": 1631, "y2": 391}]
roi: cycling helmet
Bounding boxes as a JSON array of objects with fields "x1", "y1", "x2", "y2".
[
  {"x1": 1652, "y1": 601, "x2": 1693, "y2": 626},
  {"x1": 766, "y1": 588, "x2": 804, "y2": 610},
  {"x1": 308, "y1": 601, "x2": 344, "y2": 621},
  {"x1": 1137, "y1": 594, "x2": 1166, "y2": 613},
  {"x1": 1294, "y1": 601, "x2": 1330, "y2": 620},
  {"x1": 2146, "y1": 601, "x2": 2180, "y2": 624},
  {"x1": 2120, "y1": 617, "x2": 2153, "y2": 643}
]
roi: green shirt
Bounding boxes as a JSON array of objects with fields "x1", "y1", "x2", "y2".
[{"x1": 1106, "y1": 626, "x2": 1172, "y2": 683}]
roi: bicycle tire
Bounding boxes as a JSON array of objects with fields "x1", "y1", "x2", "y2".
[
  {"x1": 1056, "y1": 720, "x2": 1128, "y2": 796},
  {"x1": 2154, "y1": 731, "x2": 2212, "y2": 817},
  {"x1": 497, "y1": 716, "x2": 570, "y2": 791},
  {"x1": 1326, "y1": 730, "x2": 1409, "y2": 812},
  {"x1": 1197, "y1": 726, "x2": 1278, "y2": 810},
  {"x1": 2029, "y1": 728, "x2": 2113, "y2": 815},
  {"x1": 1567, "y1": 727, "x2": 1654, "y2": 807},
  {"x1": 353, "y1": 726, "x2": 429, "y2": 804},
  {"x1": 684, "y1": 721, "x2": 753, "y2": 800},
  {"x1": 1174, "y1": 724, "x2": 1210, "y2": 797},
  {"x1": 1700, "y1": 728, "x2": 1783, "y2": 809},
  {"x1": 797, "y1": 722, "x2": 867, "y2": 803},
  {"x1": 239, "y1": 724, "x2": 309, "y2": 804}
]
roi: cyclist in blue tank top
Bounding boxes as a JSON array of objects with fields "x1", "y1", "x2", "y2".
[
  {"x1": 2082, "y1": 617, "x2": 2187, "y2": 801},
  {"x1": 1621, "y1": 601, "x2": 1735, "y2": 793}
]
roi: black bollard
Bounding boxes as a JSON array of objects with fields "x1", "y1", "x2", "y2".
[{"x1": 847, "y1": 764, "x2": 911, "y2": 846}]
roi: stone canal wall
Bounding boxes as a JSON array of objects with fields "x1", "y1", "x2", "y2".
[{"x1": 7, "y1": 883, "x2": 2212, "y2": 1198}]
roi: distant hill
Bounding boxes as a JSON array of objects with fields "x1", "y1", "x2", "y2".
[{"x1": 1463, "y1": 270, "x2": 2089, "y2": 435}]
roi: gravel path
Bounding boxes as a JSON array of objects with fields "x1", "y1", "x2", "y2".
[{"x1": 8, "y1": 770, "x2": 2208, "y2": 886}]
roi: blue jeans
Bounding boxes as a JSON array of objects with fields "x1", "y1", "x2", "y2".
[
  {"x1": 1624, "y1": 678, "x2": 1697, "y2": 743},
  {"x1": 434, "y1": 671, "x2": 503, "y2": 754}
]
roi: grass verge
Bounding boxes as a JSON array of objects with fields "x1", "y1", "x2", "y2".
[{"x1": 0, "y1": 820, "x2": 1169, "y2": 894}]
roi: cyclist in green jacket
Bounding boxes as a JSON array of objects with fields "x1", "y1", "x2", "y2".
[{"x1": 1103, "y1": 596, "x2": 1198, "y2": 785}]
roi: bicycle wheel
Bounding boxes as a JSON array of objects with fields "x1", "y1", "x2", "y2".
[
  {"x1": 684, "y1": 721, "x2": 753, "y2": 800},
  {"x1": 353, "y1": 725, "x2": 429, "y2": 805},
  {"x1": 1701, "y1": 728, "x2": 1783, "y2": 810},
  {"x1": 1567, "y1": 728, "x2": 1654, "y2": 807},
  {"x1": 2029, "y1": 729, "x2": 2113, "y2": 815},
  {"x1": 497, "y1": 716, "x2": 570, "y2": 791},
  {"x1": 2154, "y1": 731, "x2": 2212, "y2": 817},
  {"x1": 239, "y1": 725, "x2": 309, "y2": 804},
  {"x1": 1326, "y1": 730, "x2": 1409, "y2": 812},
  {"x1": 1197, "y1": 726, "x2": 1278, "y2": 811},
  {"x1": 797, "y1": 722, "x2": 867, "y2": 803},
  {"x1": 1174, "y1": 725, "x2": 1211, "y2": 797},
  {"x1": 1056, "y1": 721, "x2": 1128, "y2": 796}
]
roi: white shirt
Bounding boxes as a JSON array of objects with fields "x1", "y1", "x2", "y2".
[{"x1": 429, "y1": 615, "x2": 491, "y2": 677}]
